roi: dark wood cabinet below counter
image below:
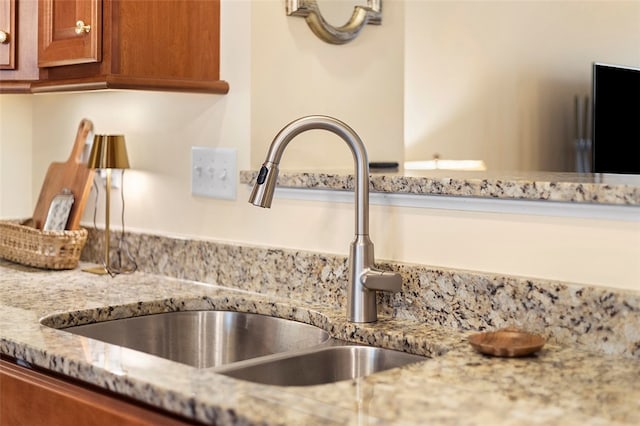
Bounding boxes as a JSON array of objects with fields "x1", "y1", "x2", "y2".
[{"x1": 0, "y1": 359, "x2": 195, "y2": 426}]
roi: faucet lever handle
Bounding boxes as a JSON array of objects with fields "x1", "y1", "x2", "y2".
[{"x1": 361, "y1": 269, "x2": 402, "y2": 292}]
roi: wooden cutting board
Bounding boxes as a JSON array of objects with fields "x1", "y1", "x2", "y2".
[{"x1": 32, "y1": 119, "x2": 95, "y2": 230}]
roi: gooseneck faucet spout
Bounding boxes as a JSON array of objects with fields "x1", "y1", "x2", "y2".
[{"x1": 249, "y1": 115, "x2": 401, "y2": 322}]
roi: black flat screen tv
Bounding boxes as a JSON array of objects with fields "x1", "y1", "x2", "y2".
[{"x1": 592, "y1": 62, "x2": 640, "y2": 174}]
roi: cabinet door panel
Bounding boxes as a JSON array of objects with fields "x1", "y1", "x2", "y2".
[
  {"x1": 38, "y1": 0, "x2": 101, "y2": 67},
  {"x1": 115, "y1": 0, "x2": 219, "y2": 81},
  {"x1": 0, "y1": 360, "x2": 191, "y2": 426},
  {"x1": 0, "y1": 0, "x2": 39, "y2": 89},
  {"x1": 0, "y1": 0, "x2": 16, "y2": 69}
]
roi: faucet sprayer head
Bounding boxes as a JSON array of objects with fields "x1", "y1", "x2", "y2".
[{"x1": 249, "y1": 162, "x2": 279, "y2": 208}]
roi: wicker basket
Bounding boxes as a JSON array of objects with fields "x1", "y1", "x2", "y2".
[{"x1": 0, "y1": 219, "x2": 88, "y2": 270}]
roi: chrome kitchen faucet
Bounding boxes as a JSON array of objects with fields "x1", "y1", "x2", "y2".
[{"x1": 249, "y1": 115, "x2": 401, "y2": 322}]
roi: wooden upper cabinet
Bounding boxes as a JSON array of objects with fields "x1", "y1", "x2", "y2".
[
  {"x1": 38, "y1": 0, "x2": 101, "y2": 67},
  {"x1": 33, "y1": 0, "x2": 229, "y2": 94},
  {"x1": 0, "y1": 0, "x2": 40, "y2": 92}
]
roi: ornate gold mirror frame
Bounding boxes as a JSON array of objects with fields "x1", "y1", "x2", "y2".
[{"x1": 286, "y1": 0, "x2": 382, "y2": 45}]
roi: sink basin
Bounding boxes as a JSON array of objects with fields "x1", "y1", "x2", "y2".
[
  {"x1": 219, "y1": 345, "x2": 426, "y2": 386},
  {"x1": 58, "y1": 311, "x2": 330, "y2": 368},
  {"x1": 53, "y1": 310, "x2": 426, "y2": 386}
]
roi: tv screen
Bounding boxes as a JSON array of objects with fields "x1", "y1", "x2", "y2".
[{"x1": 592, "y1": 63, "x2": 640, "y2": 174}]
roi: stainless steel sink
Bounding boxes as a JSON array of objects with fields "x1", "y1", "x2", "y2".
[
  {"x1": 218, "y1": 345, "x2": 426, "y2": 386},
  {"x1": 59, "y1": 311, "x2": 330, "y2": 368},
  {"x1": 53, "y1": 310, "x2": 427, "y2": 386}
]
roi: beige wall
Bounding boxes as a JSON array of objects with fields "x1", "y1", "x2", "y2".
[
  {"x1": 0, "y1": 95, "x2": 33, "y2": 218},
  {"x1": 405, "y1": 0, "x2": 640, "y2": 171},
  {"x1": 251, "y1": 0, "x2": 404, "y2": 169},
  {"x1": 1, "y1": 0, "x2": 639, "y2": 292}
]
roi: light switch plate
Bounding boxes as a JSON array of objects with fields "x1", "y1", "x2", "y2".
[{"x1": 191, "y1": 147, "x2": 237, "y2": 200}]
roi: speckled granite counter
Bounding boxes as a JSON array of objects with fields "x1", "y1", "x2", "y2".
[
  {"x1": 239, "y1": 169, "x2": 640, "y2": 205},
  {"x1": 1, "y1": 258, "x2": 639, "y2": 425}
]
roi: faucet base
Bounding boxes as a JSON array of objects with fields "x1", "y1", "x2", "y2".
[{"x1": 347, "y1": 235, "x2": 379, "y2": 323}]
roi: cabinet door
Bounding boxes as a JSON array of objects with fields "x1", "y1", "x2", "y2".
[
  {"x1": 0, "y1": 360, "x2": 192, "y2": 426},
  {"x1": 0, "y1": 0, "x2": 15, "y2": 69},
  {"x1": 38, "y1": 0, "x2": 101, "y2": 67},
  {"x1": 0, "y1": 0, "x2": 39, "y2": 90}
]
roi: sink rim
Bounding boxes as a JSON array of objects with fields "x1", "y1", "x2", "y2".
[{"x1": 39, "y1": 306, "x2": 329, "y2": 330}]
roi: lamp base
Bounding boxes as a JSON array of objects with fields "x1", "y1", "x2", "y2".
[{"x1": 82, "y1": 265, "x2": 110, "y2": 275}]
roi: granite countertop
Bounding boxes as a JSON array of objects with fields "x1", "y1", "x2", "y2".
[
  {"x1": 239, "y1": 169, "x2": 640, "y2": 205},
  {"x1": 1, "y1": 260, "x2": 639, "y2": 425}
]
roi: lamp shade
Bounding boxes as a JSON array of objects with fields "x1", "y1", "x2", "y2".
[{"x1": 88, "y1": 135, "x2": 130, "y2": 169}]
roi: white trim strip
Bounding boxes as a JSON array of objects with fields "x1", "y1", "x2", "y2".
[{"x1": 271, "y1": 187, "x2": 640, "y2": 222}]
